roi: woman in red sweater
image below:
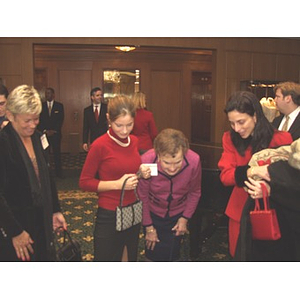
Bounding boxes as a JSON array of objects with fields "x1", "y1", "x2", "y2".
[
  {"x1": 79, "y1": 95, "x2": 150, "y2": 261},
  {"x1": 131, "y1": 92, "x2": 158, "y2": 154},
  {"x1": 218, "y1": 91, "x2": 292, "y2": 259}
]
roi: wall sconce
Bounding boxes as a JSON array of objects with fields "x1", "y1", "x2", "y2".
[{"x1": 115, "y1": 46, "x2": 136, "y2": 52}]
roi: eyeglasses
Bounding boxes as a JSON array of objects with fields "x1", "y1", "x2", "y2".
[{"x1": 0, "y1": 101, "x2": 6, "y2": 106}]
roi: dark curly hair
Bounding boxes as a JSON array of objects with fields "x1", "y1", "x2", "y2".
[{"x1": 225, "y1": 91, "x2": 274, "y2": 156}]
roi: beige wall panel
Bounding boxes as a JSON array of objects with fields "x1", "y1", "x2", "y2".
[
  {"x1": 252, "y1": 53, "x2": 277, "y2": 80},
  {"x1": 226, "y1": 51, "x2": 252, "y2": 80},
  {"x1": 0, "y1": 44, "x2": 22, "y2": 75},
  {"x1": 58, "y1": 69, "x2": 92, "y2": 152},
  {"x1": 150, "y1": 71, "x2": 181, "y2": 132},
  {"x1": 0, "y1": 75, "x2": 22, "y2": 92},
  {"x1": 276, "y1": 54, "x2": 300, "y2": 82}
]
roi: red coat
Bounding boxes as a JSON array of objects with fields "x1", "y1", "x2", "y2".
[
  {"x1": 132, "y1": 109, "x2": 158, "y2": 151},
  {"x1": 218, "y1": 130, "x2": 293, "y2": 222}
]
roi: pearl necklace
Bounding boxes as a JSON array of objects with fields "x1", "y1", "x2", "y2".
[{"x1": 107, "y1": 130, "x2": 130, "y2": 147}]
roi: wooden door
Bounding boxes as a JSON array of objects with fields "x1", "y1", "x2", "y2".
[
  {"x1": 59, "y1": 70, "x2": 92, "y2": 153},
  {"x1": 150, "y1": 70, "x2": 181, "y2": 132}
]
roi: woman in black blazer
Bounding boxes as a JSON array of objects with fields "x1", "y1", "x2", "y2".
[{"x1": 0, "y1": 85, "x2": 67, "y2": 261}]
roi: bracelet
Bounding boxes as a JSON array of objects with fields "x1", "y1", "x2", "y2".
[{"x1": 146, "y1": 228, "x2": 155, "y2": 233}]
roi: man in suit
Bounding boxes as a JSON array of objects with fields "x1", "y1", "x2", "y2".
[
  {"x1": 38, "y1": 87, "x2": 64, "y2": 177},
  {"x1": 82, "y1": 87, "x2": 108, "y2": 152},
  {"x1": 272, "y1": 81, "x2": 300, "y2": 141}
]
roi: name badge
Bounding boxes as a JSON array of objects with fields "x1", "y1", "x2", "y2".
[
  {"x1": 41, "y1": 134, "x2": 49, "y2": 149},
  {"x1": 143, "y1": 163, "x2": 158, "y2": 176}
]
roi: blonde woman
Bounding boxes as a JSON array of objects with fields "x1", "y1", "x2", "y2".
[
  {"x1": 131, "y1": 92, "x2": 158, "y2": 154},
  {"x1": 0, "y1": 85, "x2": 67, "y2": 261}
]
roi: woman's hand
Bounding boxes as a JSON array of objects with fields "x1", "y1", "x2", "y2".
[
  {"x1": 53, "y1": 212, "x2": 67, "y2": 231},
  {"x1": 118, "y1": 174, "x2": 139, "y2": 190},
  {"x1": 145, "y1": 226, "x2": 160, "y2": 250},
  {"x1": 138, "y1": 164, "x2": 151, "y2": 179},
  {"x1": 12, "y1": 231, "x2": 34, "y2": 261},
  {"x1": 172, "y1": 217, "x2": 188, "y2": 236},
  {"x1": 244, "y1": 177, "x2": 270, "y2": 199},
  {"x1": 248, "y1": 165, "x2": 270, "y2": 181}
]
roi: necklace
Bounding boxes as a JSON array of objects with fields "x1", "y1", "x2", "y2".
[{"x1": 107, "y1": 130, "x2": 130, "y2": 147}]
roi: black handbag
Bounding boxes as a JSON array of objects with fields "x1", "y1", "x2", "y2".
[
  {"x1": 115, "y1": 176, "x2": 143, "y2": 231},
  {"x1": 54, "y1": 227, "x2": 82, "y2": 262}
]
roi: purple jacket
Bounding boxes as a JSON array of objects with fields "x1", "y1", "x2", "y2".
[{"x1": 137, "y1": 149, "x2": 202, "y2": 226}]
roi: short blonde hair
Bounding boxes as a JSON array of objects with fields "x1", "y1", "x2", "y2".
[
  {"x1": 7, "y1": 85, "x2": 42, "y2": 115},
  {"x1": 132, "y1": 92, "x2": 146, "y2": 109},
  {"x1": 154, "y1": 128, "x2": 189, "y2": 157}
]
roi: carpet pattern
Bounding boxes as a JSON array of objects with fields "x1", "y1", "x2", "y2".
[{"x1": 55, "y1": 153, "x2": 231, "y2": 262}]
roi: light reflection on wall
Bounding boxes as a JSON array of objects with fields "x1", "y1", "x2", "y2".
[{"x1": 103, "y1": 69, "x2": 140, "y2": 103}]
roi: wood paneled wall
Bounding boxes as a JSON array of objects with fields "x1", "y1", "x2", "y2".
[{"x1": 1, "y1": 37, "x2": 300, "y2": 161}]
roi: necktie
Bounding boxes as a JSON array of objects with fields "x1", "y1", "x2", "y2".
[
  {"x1": 94, "y1": 106, "x2": 99, "y2": 122},
  {"x1": 281, "y1": 115, "x2": 289, "y2": 132},
  {"x1": 48, "y1": 102, "x2": 52, "y2": 116}
]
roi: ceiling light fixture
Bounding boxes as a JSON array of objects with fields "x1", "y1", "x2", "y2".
[{"x1": 115, "y1": 46, "x2": 136, "y2": 52}]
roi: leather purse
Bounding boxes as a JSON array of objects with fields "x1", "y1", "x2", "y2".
[
  {"x1": 250, "y1": 183, "x2": 281, "y2": 240},
  {"x1": 116, "y1": 177, "x2": 142, "y2": 231},
  {"x1": 54, "y1": 227, "x2": 82, "y2": 262}
]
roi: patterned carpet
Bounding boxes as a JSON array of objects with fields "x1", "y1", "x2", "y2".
[{"x1": 54, "y1": 152, "x2": 231, "y2": 262}]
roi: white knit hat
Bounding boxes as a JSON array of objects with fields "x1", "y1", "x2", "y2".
[{"x1": 288, "y1": 138, "x2": 300, "y2": 170}]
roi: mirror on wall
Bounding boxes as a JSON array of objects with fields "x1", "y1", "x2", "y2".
[{"x1": 103, "y1": 69, "x2": 140, "y2": 103}]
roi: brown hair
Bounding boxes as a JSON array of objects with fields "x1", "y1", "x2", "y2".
[
  {"x1": 107, "y1": 94, "x2": 136, "y2": 122},
  {"x1": 274, "y1": 81, "x2": 300, "y2": 105},
  {"x1": 154, "y1": 128, "x2": 189, "y2": 157}
]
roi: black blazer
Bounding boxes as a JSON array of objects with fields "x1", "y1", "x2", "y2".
[
  {"x1": 272, "y1": 111, "x2": 300, "y2": 141},
  {"x1": 82, "y1": 103, "x2": 108, "y2": 144},
  {"x1": 0, "y1": 123, "x2": 60, "y2": 239},
  {"x1": 38, "y1": 101, "x2": 64, "y2": 135}
]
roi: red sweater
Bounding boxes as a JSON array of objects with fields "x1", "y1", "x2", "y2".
[
  {"x1": 79, "y1": 132, "x2": 141, "y2": 211},
  {"x1": 132, "y1": 109, "x2": 158, "y2": 151}
]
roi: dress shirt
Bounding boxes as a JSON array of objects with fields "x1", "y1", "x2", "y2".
[{"x1": 279, "y1": 106, "x2": 300, "y2": 131}]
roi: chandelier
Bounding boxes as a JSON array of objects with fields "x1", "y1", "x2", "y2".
[{"x1": 115, "y1": 46, "x2": 136, "y2": 52}]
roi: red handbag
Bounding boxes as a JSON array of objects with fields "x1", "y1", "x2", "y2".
[{"x1": 250, "y1": 183, "x2": 281, "y2": 240}]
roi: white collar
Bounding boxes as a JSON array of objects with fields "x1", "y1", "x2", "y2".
[{"x1": 287, "y1": 106, "x2": 300, "y2": 123}]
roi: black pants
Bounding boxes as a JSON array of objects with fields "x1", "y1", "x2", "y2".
[
  {"x1": 48, "y1": 134, "x2": 62, "y2": 176},
  {"x1": 145, "y1": 213, "x2": 183, "y2": 262},
  {"x1": 93, "y1": 207, "x2": 140, "y2": 261}
]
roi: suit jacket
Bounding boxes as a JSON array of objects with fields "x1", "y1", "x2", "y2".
[
  {"x1": 38, "y1": 101, "x2": 64, "y2": 135},
  {"x1": 0, "y1": 123, "x2": 61, "y2": 239},
  {"x1": 137, "y1": 149, "x2": 202, "y2": 226},
  {"x1": 272, "y1": 111, "x2": 300, "y2": 141},
  {"x1": 82, "y1": 103, "x2": 108, "y2": 144}
]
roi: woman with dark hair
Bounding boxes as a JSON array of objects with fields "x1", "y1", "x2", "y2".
[{"x1": 218, "y1": 91, "x2": 292, "y2": 259}]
